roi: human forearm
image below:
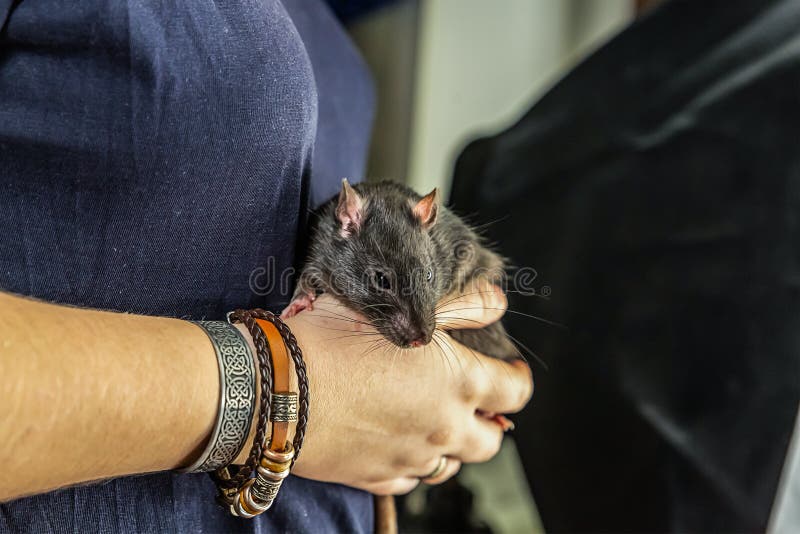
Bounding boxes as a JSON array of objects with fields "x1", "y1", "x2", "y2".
[
  {"x1": 0, "y1": 279, "x2": 533, "y2": 502},
  {"x1": 0, "y1": 292, "x2": 220, "y2": 501}
]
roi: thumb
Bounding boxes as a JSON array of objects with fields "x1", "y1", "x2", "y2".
[{"x1": 436, "y1": 277, "x2": 507, "y2": 330}]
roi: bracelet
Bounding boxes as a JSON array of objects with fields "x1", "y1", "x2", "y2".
[
  {"x1": 212, "y1": 313, "x2": 274, "y2": 495},
  {"x1": 213, "y1": 309, "x2": 309, "y2": 518},
  {"x1": 179, "y1": 321, "x2": 256, "y2": 473},
  {"x1": 229, "y1": 309, "x2": 310, "y2": 465},
  {"x1": 240, "y1": 319, "x2": 297, "y2": 515}
]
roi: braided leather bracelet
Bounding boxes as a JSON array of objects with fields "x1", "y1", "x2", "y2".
[
  {"x1": 250, "y1": 309, "x2": 310, "y2": 462},
  {"x1": 214, "y1": 309, "x2": 309, "y2": 517}
]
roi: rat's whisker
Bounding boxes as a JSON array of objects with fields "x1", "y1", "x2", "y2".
[
  {"x1": 469, "y1": 214, "x2": 510, "y2": 234},
  {"x1": 310, "y1": 306, "x2": 375, "y2": 327},
  {"x1": 355, "y1": 342, "x2": 381, "y2": 365},
  {"x1": 311, "y1": 314, "x2": 374, "y2": 328},
  {"x1": 431, "y1": 331, "x2": 456, "y2": 378},
  {"x1": 444, "y1": 332, "x2": 470, "y2": 383},
  {"x1": 430, "y1": 335, "x2": 452, "y2": 379},
  {"x1": 432, "y1": 330, "x2": 466, "y2": 380},
  {"x1": 327, "y1": 332, "x2": 384, "y2": 342},
  {"x1": 310, "y1": 304, "x2": 364, "y2": 319},
  {"x1": 363, "y1": 338, "x2": 391, "y2": 357},
  {"x1": 389, "y1": 343, "x2": 401, "y2": 376},
  {"x1": 350, "y1": 338, "x2": 391, "y2": 347},
  {"x1": 436, "y1": 286, "x2": 551, "y2": 313},
  {"x1": 361, "y1": 302, "x2": 393, "y2": 310},
  {"x1": 434, "y1": 289, "x2": 501, "y2": 312},
  {"x1": 308, "y1": 321, "x2": 379, "y2": 333},
  {"x1": 434, "y1": 306, "x2": 566, "y2": 329},
  {"x1": 359, "y1": 342, "x2": 381, "y2": 359},
  {"x1": 432, "y1": 316, "x2": 548, "y2": 370},
  {"x1": 433, "y1": 290, "x2": 486, "y2": 311},
  {"x1": 311, "y1": 308, "x2": 369, "y2": 322},
  {"x1": 360, "y1": 303, "x2": 392, "y2": 322},
  {"x1": 433, "y1": 315, "x2": 487, "y2": 327},
  {"x1": 460, "y1": 341, "x2": 501, "y2": 390},
  {"x1": 500, "y1": 330, "x2": 548, "y2": 371},
  {"x1": 442, "y1": 329, "x2": 490, "y2": 375}
]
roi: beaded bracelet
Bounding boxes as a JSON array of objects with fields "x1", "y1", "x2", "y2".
[
  {"x1": 214, "y1": 309, "x2": 309, "y2": 517},
  {"x1": 231, "y1": 319, "x2": 296, "y2": 517}
]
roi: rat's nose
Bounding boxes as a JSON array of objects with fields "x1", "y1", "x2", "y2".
[
  {"x1": 391, "y1": 314, "x2": 433, "y2": 348},
  {"x1": 406, "y1": 326, "x2": 432, "y2": 348}
]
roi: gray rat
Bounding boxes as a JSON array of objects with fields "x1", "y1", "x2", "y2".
[
  {"x1": 282, "y1": 179, "x2": 519, "y2": 362},
  {"x1": 283, "y1": 180, "x2": 521, "y2": 533}
]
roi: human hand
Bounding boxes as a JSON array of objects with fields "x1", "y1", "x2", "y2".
[{"x1": 284, "y1": 279, "x2": 533, "y2": 495}]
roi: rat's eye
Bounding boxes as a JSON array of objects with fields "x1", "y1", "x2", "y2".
[
  {"x1": 426, "y1": 269, "x2": 433, "y2": 282},
  {"x1": 372, "y1": 270, "x2": 391, "y2": 290}
]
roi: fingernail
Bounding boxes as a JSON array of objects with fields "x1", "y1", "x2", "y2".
[{"x1": 494, "y1": 414, "x2": 515, "y2": 432}]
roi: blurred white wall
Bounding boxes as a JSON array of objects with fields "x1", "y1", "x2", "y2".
[{"x1": 408, "y1": 0, "x2": 633, "y2": 196}]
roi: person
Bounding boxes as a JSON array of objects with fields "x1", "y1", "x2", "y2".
[{"x1": 0, "y1": 1, "x2": 533, "y2": 532}]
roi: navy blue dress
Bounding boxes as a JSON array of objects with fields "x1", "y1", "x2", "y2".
[{"x1": 0, "y1": 0, "x2": 374, "y2": 531}]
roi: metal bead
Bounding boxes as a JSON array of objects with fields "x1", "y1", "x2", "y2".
[
  {"x1": 262, "y1": 442, "x2": 294, "y2": 463},
  {"x1": 226, "y1": 443, "x2": 295, "y2": 518},
  {"x1": 250, "y1": 476, "x2": 283, "y2": 505},
  {"x1": 260, "y1": 456, "x2": 292, "y2": 472},
  {"x1": 233, "y1": 497, "x2": 257, "y2": 519},
  {"x1": 234, "y1": 479, "x2": 269, "y2": 517},
  {"x1": 270, "y1": 392, "x2": 299, "y2": 422},
  {"x1": 257, "y1": 464, "x2": 291, "y2": 482},
  {"x1": 244, "y1": 482, "x2": 273, "y2": 513}
]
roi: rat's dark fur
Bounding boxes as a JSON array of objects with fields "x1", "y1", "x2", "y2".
[{"x1": 286, "y1": 180, "x2": 518, "y2": 361}]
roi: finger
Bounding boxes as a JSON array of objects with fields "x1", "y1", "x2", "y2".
[
  {"x1": 471, "y1": 356, "x2": 534, "y2": 415},
  {"x1": 436, "y1": 277, "x2": 507, "y2": 330},
  {"x1": 363, "y1": 477, "x2": 420, "y2": 496},
  {"x1": 420, "y1": 457, "x2": 462, "y2": 485},
  {"x1": 417, "y1": 456, "x2": 448, "y2": 479},
  {"x1": 457, "y1": 413, "x2": 504, "y2": 463}
]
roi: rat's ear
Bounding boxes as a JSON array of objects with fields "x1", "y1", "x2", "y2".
[
  {"x1": 412, "y1": 188, "x2": 439, "y2": 230},
  {"x1": 336, "y1": 178, "x2": 364, "y2": 237}
]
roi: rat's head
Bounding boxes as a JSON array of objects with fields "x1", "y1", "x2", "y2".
[{"x1": 325, "y1": 180, "x2": 447, "y2": 348}]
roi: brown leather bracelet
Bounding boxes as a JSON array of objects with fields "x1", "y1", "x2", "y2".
[
  {"x1": 248, "y1": 309, "x2": 310, "y2": 466},
  {"x1": 255, "y1": 318, "x2": 294, "y2": 452}
]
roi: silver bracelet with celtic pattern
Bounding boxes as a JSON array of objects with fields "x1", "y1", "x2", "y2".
[{"x1": 177, "y1": 320, "x2": 256, "y2": 473}]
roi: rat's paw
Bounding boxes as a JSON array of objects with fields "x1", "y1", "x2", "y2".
[{"x1": 281, "y1": 292, "x2": 316, "y2": 318}]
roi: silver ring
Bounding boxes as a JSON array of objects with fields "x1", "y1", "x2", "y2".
[
  {"x1": 257, "y1": 464, "x2": 291, "y2": 482},
  {"x1": 262, "y1": 441, "x2": 295, "y2": 463},
  {"x1": 423, "y1": 456, "x2": 448, "y2": 480},
  {"x1": 243, "y1": 479, "x2": 272, "y2": 513},
  {"x1": 178, "y1": 321, "x2": 256, "y2": 473}
]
